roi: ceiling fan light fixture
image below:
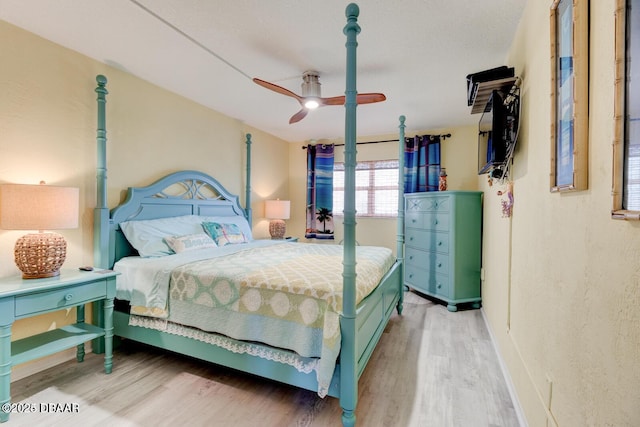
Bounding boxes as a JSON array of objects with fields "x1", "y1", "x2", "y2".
[{"x1": 304, "y1": 98, "x2": 320, "y2": 109}]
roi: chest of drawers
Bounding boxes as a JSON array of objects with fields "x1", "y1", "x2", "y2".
[{"x1": 404, "y1": 191, "x2": 482, "y2": 311}]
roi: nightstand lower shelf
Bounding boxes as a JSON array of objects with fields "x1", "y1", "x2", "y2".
[{"x1": 11, "y1": 323, "x2": 106, "y2": 366}]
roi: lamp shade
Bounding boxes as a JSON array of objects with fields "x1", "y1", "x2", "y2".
[
  {"x1": 0, "y1": 183, "x2": 79, "y2": 279},
  {"x1": 265, "y1": 199, "x2": 290, "y2": 220},
  {"x1": 0, "y1": 183, "x2": 79, "y2": 230}
]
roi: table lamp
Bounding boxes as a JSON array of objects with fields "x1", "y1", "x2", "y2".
[
  {"x1": 0, "y1": 182, "x2": 79, "y2": 279},
  {"x1": 264, "y1": 199, "x2": 290, "y2": 239}
]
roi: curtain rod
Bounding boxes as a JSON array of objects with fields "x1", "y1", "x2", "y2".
[{"x1": 301, "y1": 133, "x2": 452, "y2": 149}]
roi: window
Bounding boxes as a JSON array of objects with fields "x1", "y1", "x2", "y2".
[
  {"x1": 333, "y1": 160, "x2": 399, "y2": 217},
  {"x1": 613, "y1": 0, "x2": 640, "y2": 218}
]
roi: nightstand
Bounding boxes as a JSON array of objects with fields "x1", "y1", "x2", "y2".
[{"x1": 0, "y1": 269, "x2": 117, "y2": 422}]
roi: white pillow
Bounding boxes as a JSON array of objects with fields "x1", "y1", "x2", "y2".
[
  {"x1": 120, "y1": 214, "x2": 252, "y2": 257},
  {"x1": 120, "y1": 215, "x2": 204, "y2": 257},
  {"x1": 164, "y1": 233, "x2": 217, "y2": 253}
]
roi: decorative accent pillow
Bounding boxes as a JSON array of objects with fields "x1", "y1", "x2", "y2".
[
  {"x1": 200, "y1": 215, "x2": 253, "y2": 241},
  {"x1": 202, "y1": 222, "x2": 248, "y2": 246},
  {"x1": 164, "y1": 233, "x2": 217, "y2": 253}
]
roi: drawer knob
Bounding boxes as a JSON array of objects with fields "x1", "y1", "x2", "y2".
[
  {"x1": 438, "y1": 241, "x2": 443, "y2": 246},
  {"x1": 437, "y1": 283, "x2": 442, "y2": 289},
  {"x1": 437, "y1": 262, "x2": 442, "y2": 267},
  {"x1": 410, "y1": 236, "x2": 414, "y2": 241},
  {"x1": 412, "y1": 219, "x2": 417, "y2": 223},
  {"x1": 409, "y1": 273, "x2": 414, "y2": 279},
  {"x1": 434, "y1": 219, "x2": 439, "y2": 225},
  {"x1": 409, "y1": 255, "x2": 414, "y2": 260},
  {"x1": 65, "y1": 294, "x2": 73, "y2": 301}
]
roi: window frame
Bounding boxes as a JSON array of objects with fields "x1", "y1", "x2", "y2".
[
  {"x1": 333, "y1": 159, "x2": 399, "y2": 218},
  {"x1": 612, "y1": 0, "x2": 640, "y2": 219}
]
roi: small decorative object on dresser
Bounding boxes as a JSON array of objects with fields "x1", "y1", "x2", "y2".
[
  {"x1": 438, "y1": 168, "x2": 448, "y2": 191},
  {"x1": 404, "y1": 191, "x2": 482, "y2": 311}
]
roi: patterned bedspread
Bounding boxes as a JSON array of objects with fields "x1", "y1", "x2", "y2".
[{"x1": 122, "y1": 241, "x2": 395, "y2": 396}]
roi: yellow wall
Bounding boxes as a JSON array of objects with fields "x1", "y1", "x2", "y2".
[
  {"x1": 482, "y1": 1, "x2": 640, "y2": 425},
  {"x1": 0, "y1": 20, "x2": 289, "y2": 374},
  {"x1": 287, "y1": 125, "x2": 479, "y2": 254}
]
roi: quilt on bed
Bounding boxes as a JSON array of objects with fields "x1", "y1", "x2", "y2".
[{"x1": 117, "y1": 241, "x2": 395, "y2": 396}]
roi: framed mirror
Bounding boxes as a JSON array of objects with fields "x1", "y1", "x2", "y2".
[{"x1": 550, "y1": 0, "x2": 589, "y2": 192}]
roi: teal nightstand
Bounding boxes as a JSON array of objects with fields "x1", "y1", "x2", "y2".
[{"x1": 0, "y1": 269, "x2": 117, "y2": 423}]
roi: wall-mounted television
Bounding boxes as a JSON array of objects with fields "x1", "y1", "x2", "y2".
[{"x1": 478, "y1": 90, "x2": 509, "y2": 176}]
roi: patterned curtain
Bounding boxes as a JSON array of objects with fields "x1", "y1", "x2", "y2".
[
  {"x1": 305, "y1": 144, "x2": 335, "y2": 239},
  {"x1": 404, "y1": 135, "x2": 441, "y2": 193}
]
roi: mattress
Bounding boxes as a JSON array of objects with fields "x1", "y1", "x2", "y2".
[{"x1": 113, "y1": 240, "x2": 395, "y2": 396}]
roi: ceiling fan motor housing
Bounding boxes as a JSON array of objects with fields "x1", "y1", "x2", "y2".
[{"x1": 301, "y1": 71, "x2": 321, "y2": 97}]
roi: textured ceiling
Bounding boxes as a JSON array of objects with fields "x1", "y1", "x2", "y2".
[{"x1": 0, "y1": 0, "x2": 526, "y2": 142}]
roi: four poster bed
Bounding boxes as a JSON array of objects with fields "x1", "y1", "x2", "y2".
[{"x1": 93, "y1": 5, "x2": 405, "y2": 426}]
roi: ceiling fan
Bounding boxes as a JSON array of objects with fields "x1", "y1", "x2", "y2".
[{"x1": 253, "y1": 71, "x2": 386, "y2": 124}]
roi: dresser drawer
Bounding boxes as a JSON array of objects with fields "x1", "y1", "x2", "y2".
[
  {"x1": 405, "y1": 194, "x2": 450, "y2": 213},
  {"x1": 404, "y1": 263, "x2": 427, "y2": 288},
  {"x1": 406, "y1": 228, "x2": 449, "y2": 254},
  {"x1": 404, "y1": 265, "x2": 450, "y2": 298},
  {"x1": 15, "y1": 281, "x2": 107, "y2": 317},
  {"x1": 405, "y1": 247, "x2": 449, "y2": 274},
  {"x1": 405, "y1": 212, "x2": 450, "y2": 232},
  {"x1": 405, "y1": 212, "x2": 425, "y2": 229},
  {"x1": 426, "y1": 273, "x2": 451, "y2": 298}
]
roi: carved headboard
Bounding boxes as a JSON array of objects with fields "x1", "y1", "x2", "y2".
[{"x1": 106, "y1": 170, "x2": 248, "y2": 267}]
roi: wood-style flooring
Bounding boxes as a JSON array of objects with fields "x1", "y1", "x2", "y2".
[{"x1": 8, "y1": 291, "x2": 520, "y2": 427}]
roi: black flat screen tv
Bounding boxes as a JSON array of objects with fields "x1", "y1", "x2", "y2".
[{"x1": 478, "y1": 90, "x2": 508, "y2": 175}]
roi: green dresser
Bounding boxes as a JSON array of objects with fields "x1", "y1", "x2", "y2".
[{"x1": 404, "y1": 191, "x2": 483, "y2": 311}]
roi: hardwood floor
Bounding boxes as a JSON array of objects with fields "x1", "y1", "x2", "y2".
[{"x1": 8, "y1": 291, "x2": 520, "y2": 427}]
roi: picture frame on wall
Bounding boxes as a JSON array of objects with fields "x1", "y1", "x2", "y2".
[
  {"x1": 612, "y1": 0, "x2": 640, "y2": 219},
  {"x1": 550, "y1": 0, "x2": 589, "y2": 192}
]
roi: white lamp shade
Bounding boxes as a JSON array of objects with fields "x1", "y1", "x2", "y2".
[
  {"x1": 264, "y1": 199, "x2": 290, "y2": 220},
  {"x1": 0, "y1": 183, "x2": 79, "y2": 230}
]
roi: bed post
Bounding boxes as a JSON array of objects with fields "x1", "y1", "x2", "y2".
[
  {"x1": 92, "y1": 75, "x2": 109, "y2": 354},
  {"x1": 245, "y1": 133, "x2": 252, "y2": 228},
  {"x1": 94, "y1": 75, "x2": 109, "y2": 269},
  {"x1": 396, "y1": 116, "x2": 406, "y2": 314},
  {"x1": 340, "y1": 4, "x2": 360, "y2": 427}
]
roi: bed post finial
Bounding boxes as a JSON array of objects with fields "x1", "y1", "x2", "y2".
[
  {"x1": 396, "y1": 115, "x2": 406, "y2": 315},
  {"x1": 245, "y1": 133, "x2": 253, "y2": 228}
]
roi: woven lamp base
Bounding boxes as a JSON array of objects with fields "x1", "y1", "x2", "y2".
[
  {"x1": 14, "y1": 232, "x2": 67, "y2": 279},
  {"x1": 269, "y1": 219, "x2": 286, "y2": 239}
]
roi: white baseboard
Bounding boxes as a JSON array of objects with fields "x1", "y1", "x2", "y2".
[{"x1": 480, "y1": 308, "x2": 528, "y2": 427}]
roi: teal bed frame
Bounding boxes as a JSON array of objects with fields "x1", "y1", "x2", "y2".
[{"x1": 92, "y1": 4, "x2": 405, "y2": 426}]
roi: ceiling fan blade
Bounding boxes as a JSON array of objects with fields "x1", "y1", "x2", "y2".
[
  {"x1": 320, "y1": 96, "x2": 346, "y2": 106},
  {"x1": 289, "y1": 109, "x2": 308, "y2": 124},
  {"x1": 253, "y1": 78, "x2": 303, "y2": 102},
  {"x1": 356, "y1": 93, "x2": 387, "y2": 104},
  {"x1": 319, "y1": 93, "x2": 386, "y2": 107}
]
